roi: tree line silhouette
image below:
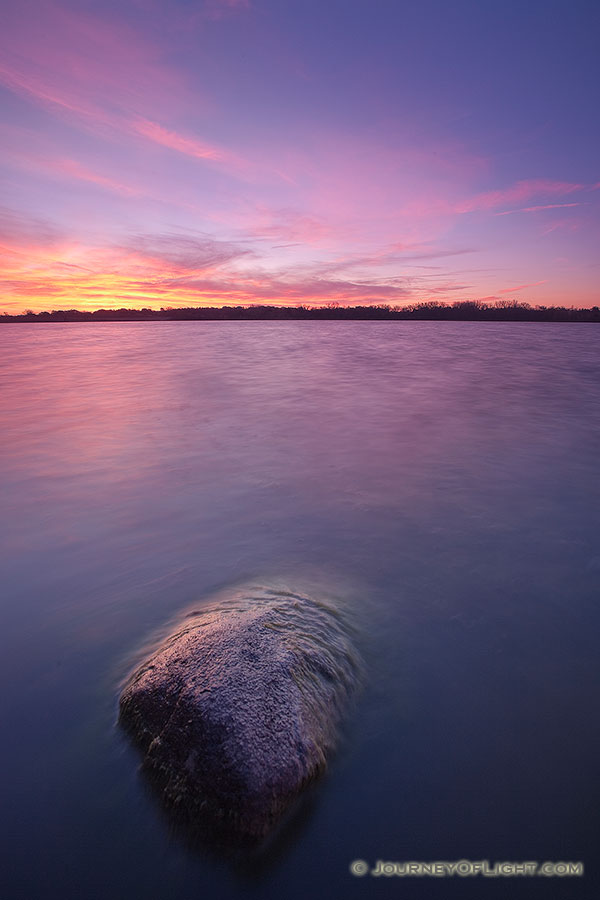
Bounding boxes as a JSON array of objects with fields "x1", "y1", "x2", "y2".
[{"x1": 2, "y1": 300, "x2": 599, "y2": 323}]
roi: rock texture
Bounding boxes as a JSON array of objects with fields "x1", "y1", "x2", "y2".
[{"x1": 119, "y1": 587, "x2": 361, "y2": 843}]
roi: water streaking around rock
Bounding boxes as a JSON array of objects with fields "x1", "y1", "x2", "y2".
[{"x1": 118, "y1": 585, "x2": 362, "y2": 846}]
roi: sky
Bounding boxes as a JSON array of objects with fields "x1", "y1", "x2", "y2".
[{"x1": 0, "y1": 0, "x2": 598, "y2": 311}]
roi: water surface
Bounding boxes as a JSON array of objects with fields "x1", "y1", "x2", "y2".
[{"x1": 1, "y1": 322, "x2": 598, "y2": 899}]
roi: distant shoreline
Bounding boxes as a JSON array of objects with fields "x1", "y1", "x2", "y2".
[{"x1": 2, "y1": 301, "x2": 599, "y2": 324}]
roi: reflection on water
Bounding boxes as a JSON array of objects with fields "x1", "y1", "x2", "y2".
[{"x1": 1, "y1": 322, "x2": 599, "y2": 900}]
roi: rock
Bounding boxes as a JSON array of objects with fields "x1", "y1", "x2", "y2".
[{"x1": 119, "y1": 587, "x2": 361, "y2": 844}]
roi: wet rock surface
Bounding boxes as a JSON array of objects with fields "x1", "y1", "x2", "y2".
[{"x1": 119, "y1": 587, "x2": 361, "y2": 845}]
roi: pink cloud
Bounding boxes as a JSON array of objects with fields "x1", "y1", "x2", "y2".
[
  {"x1": 541, "y1": 219, "x2": 581, "y2": 236},
  {"x1": 456, "y1": 179, "x2": 583, "y2": 214},
  {"x1": 0, "y1": 207, "x2": 481, "y2": 311},
  {"x1": 1, "y1": 4, "x2": 595, "y2": 311},
  {"x1": 244, "y1": 134, "x2": 488, "y2": 242},
  {"x1": 0, "y1": 2, "x2": 247, "y2": 175},
  {"x1": 0, "y1": 62, "x2": 102, "y2": 121},
  {"x1": 498, "y1": 280, "x2": 547, "y2": 294},
  {"x1": 0, "y1": 1, "x2": 188, "y2": 119},
  {"x1": 0, "y1": 60, "x2": 245, "y2": 177},
  {"x1": 0, "y1": 206, "x2": 63, "y2": 253},
  {"x1": 0, "y1": 122, "x2": 150, "y2": 201},
  {"x1": 42, "y1": 158, "x2": 141, "y2": 196},
  {"x1": 132, "y1": 119, "x2": 228, "y2": 164},
  {"x1": 246, "y1": 207, "x2": 344, "y2": 245}
]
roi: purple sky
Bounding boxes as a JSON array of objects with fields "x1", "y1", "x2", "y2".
[{"x1": 1, "y1": 0, "x2": 598, "y2": 310}]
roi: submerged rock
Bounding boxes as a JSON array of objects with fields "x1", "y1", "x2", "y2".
[{"x1": 119, "y1": 587, "x2": 361, "y2": 844}]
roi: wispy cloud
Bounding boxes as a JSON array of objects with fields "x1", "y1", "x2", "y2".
[
  {"x1": 495, "y1": 202, "x2": 583, "y2": 216},
  {"x1": 0, "y1": 2, "x2": 246, "y2": 177},
  {"x1": 205, "y1": 0, "x2": 251, "y2": 17},
  {"x1": 498, "y1": 280, "x2": 547, "y2": 294},
  {"x1": 0, "y1": 205, "x2": 62, "y2": 251},
  {"x1": 541, "y1": 218, "x2": 581, "y2": 236},
  {"x1": 131, "y1": 119, "x2": 229, "y2": 164},
  {"x1": 456, "y1": 179, "x2": 583, "y2": 214},
  {"x1": 246, "y1": 207, "x2": 344, "y2": 245},
  {"x1": 0, "y1": 207, "x2": 477, "y2": 310},
  {"x1": 0, "y1": 57, "x2": 244, "y2": 175},
  {"x1": 1, "y1": 2, "x2": 597, "y2": 311},
  {"x1": 119, "y1": 232, "x2": 251, "y2": 273}
]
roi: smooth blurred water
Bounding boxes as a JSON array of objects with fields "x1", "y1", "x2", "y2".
[{"x1": 1, "y1": 321, "x2": 598, "y2": 900}]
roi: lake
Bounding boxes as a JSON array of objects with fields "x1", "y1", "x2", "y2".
[{"x1": 1, "y1": 321, "x2": 598, "y2": 899}]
